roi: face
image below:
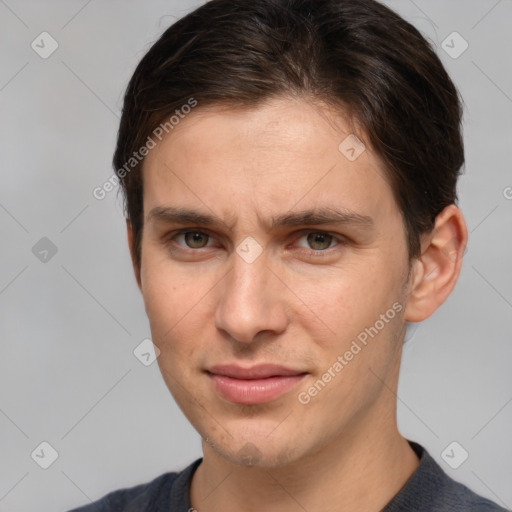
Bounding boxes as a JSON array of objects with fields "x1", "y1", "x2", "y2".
[{"x1": 136, "y1": 96, "x2": 412, "y2": 468}]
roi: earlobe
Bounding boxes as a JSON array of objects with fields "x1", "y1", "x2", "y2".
[
  {"x1": 126, "y1": 219, "x2": 142, "y2": 291},
  {"x1": 404, "y1": 205, "x2": 468, "y2": 323}
]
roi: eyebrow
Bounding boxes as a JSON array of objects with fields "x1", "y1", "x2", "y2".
[{"x1": 147, "y1": 206, "x2": 374, "y2": 232}]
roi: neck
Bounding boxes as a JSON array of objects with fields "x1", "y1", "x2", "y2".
[{"x1": 190, "y1": 398, "x2": 419, "y2": 512}]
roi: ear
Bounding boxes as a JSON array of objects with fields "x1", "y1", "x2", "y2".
[
  {"x1": 404, "y1": 204, "x2": 468, "y2": 322},
  {"x1": 126, "y1": 219, "x2": 142, "y2": 291}
]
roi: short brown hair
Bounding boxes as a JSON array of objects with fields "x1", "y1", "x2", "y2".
[{"x1": 113, "y1": 0, "x2": 464, "y2": 268}]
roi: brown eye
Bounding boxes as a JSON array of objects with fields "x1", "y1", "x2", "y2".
[
  {"x1": 305, "y1": 232, "x2": 334, "y2": 251},
  {"x1": 183, "y1": 231, "x2": 210, "y2": 248}
]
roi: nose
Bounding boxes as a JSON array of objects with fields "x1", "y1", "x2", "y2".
[{"x1": 214, "y1": 248, "x2": 288, "y2": 345}]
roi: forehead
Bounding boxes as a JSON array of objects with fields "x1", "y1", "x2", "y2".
[{"x1": 141, "y1": 97, "x2": 398, "y2": 228}]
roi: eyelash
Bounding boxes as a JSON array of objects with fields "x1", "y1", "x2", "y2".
[{"x1": 165, "y1": 229, "x2": 347, "y2": 258}]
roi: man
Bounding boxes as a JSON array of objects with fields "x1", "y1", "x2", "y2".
[{"x1": 69, "y1": 0, "x2": 508, "y2": 510}]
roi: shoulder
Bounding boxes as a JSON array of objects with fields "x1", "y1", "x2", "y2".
[
  {"x1": 65, "y1": 472, "x2": 177, "y2": 512},
  {"x1": 384, "y1": 442, "x2": 509, "y2": 512},
  {"x1": 65, "y1": 459, "x2": 201, "y2": 512},
  {"x1": 432, "y1": 472, "x2": 509, "y2": 511}
]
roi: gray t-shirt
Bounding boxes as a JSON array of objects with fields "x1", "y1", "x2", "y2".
[{"x1": 66, "y1": 442, "x2": 509, "y2": 511}]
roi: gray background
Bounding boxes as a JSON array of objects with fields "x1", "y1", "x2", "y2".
[{"x1": 0, "y1": 1, "x2": 511, "y2": 511}]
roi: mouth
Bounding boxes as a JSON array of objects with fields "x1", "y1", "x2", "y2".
[{"x1": 205, "y1": 364, "x2": 308, "y2": 405}]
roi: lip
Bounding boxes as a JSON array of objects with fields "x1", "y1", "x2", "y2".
[
  {"x1": 208, "y1": 364, "x2": 306, "y2": 379},
  {"x1": 206, "y1": 364, "x2": 308, "y2": 405}
]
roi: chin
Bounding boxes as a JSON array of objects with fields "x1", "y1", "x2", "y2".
[{"x1": 207, "y1": 433, "x2": 305, "y2": 469}]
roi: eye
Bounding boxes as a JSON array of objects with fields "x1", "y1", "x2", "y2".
[
  {"x1": 165, "y1": 229, "x2": 346, "y2": 257},
  {"x1": 299, "y1": 232, "x2": 333, "y2": 251},
  {"x1": 294, "y1": 231, "x2": 344, "y2": 253},
  {"x1": 171, "y1": 230, "x2": 213, "y2": 249}
]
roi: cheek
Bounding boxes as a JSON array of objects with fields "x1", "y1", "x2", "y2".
[
  {"x1": 141, "y1": 259, "x2": 188, "y2": 342},
  {"x1": 291, "y1": 262, "x2": 395, "y2": 338},
  {"x1": 142, "y1": 271, "x2": 175, "y2": 330},
  {"x1": 141, "y1": 257, "x2": 216, "y2": 366},
  {"x1": 141, "y1": 243, "x2": 192, "y2": 315}
]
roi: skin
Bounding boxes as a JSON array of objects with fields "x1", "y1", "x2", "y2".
[{"x1": 127, "y1": 96, "x2": 467, "y2": 512}]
